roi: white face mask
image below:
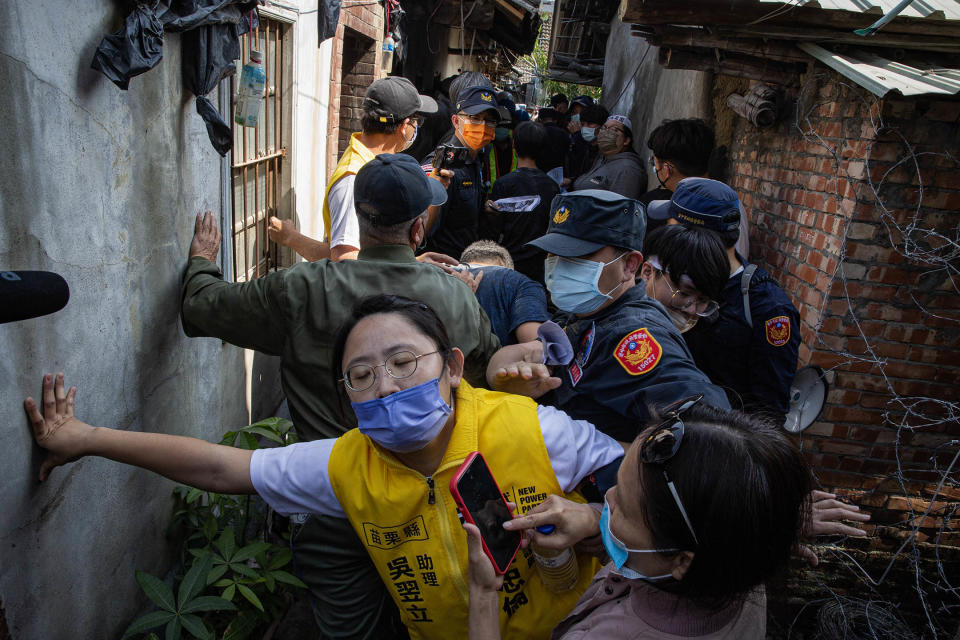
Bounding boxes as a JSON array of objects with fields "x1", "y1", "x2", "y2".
[
  {"x1": 666, "y1": 307, "x2": 698, "y2": 334},
  {"x1": 402, "y1": 121, "x2": 418, "y2": 150}
]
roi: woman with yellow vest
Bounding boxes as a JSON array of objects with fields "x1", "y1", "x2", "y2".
[{"x1": 25, "y1": 295, "x2": 624, "y2": 640}]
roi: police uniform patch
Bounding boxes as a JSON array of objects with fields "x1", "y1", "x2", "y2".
[
  {"x1": 765, "y1": 315, "x2": 791, "y2": 347},
  {"x1": 613, "y1": 328, "x2": 662, "y2": 376},
  {"x1": 568, "y1": 324, "x2": 595, "y2": 387}
]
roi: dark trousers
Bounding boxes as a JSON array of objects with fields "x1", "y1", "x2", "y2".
[{"x1": 292, "y1": 514, "x2": 409, "y2": 640}]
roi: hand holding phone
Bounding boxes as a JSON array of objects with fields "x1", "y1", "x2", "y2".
[{"x1": 450, "y1": 452, "x2": 522, "y2": 575}]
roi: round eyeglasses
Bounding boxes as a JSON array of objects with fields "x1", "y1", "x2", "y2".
[
  {"x1": 655, "y1": 269, "x2": 719, "y2": 317},
  {"x1": 340, "y1": 350, "x2": 443, "y2": 392}
]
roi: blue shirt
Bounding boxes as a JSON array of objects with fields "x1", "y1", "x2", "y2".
[{"x1": 467, "y1": 265, "x2": 550, "y2": 345}]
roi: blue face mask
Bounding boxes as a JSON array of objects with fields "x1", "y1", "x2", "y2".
[
  {"x1": 581, "y1": 127, "x2": 596, "y2": 142},
  {"x1": 351, "y1": 377, "x2": 452, "y2": 453},
  {"x1": 599, "y1": 498, "x2": 677, "y2": 581},
  {"x1": 544, "y1": 254, "x2": 626, "y2": 314}
]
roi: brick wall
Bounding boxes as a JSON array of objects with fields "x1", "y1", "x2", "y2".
[
  {"x1": 326, "y1": 3, "x2": 384, "y2": 179},
  {"x1": 724, "y1": 68, "x2": 960, "y2": 631}
]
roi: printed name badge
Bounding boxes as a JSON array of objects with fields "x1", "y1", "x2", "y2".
[
  {"x1": 568, "y1": 324, "x2": 595, "y2": 387},
  {"x1": 765, "y1": 315, "x2": 791, "y2": 347},
  {"x1": 613, "y1": 327, "x2": 662, "y2": 376}
]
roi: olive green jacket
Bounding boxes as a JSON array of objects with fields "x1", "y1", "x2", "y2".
[{"x1": 181, "y1": 245, "x2": 501, "y2": 440}]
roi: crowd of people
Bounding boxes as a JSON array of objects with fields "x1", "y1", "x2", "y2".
[{"x1": 25, "y1": 71, "x2": 872, "y2": 639}]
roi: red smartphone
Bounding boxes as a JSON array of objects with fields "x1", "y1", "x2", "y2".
[{"x1": 450, "y1": 451, "x2": 522, "y2": 575}]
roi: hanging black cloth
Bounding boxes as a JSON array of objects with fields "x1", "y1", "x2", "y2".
[
  {"x1": 317, "y1": 0, "x2": 343, "y2": 42},
  {"x1": 91, "y1": 0, "x2": 260, "y2": 155}
]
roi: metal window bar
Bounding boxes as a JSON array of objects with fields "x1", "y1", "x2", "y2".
[{"x1": 231, "y1": 16, "x2": 288, "y2": 282}]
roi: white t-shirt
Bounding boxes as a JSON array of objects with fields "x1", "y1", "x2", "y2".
[
  {"x1": 249, "y1": 404, "x2": 623, "y2": 518},
  {"x1": 327, "y1": 174, "x2": 360, "y2": 250}
]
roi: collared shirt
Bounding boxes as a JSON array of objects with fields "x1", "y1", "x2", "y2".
[
  {"x1": 547, "y1": 284, "x2": 730, "y2": 441},
  {"x1": 684, "y1": 256, "x2": 800, "y2": 423},
  {"x1": 180, "y1": 244, "x2": 501, "y2": 440},
  {"x1": 551, "y1": 565, "x2": 767, "y2": 640}
]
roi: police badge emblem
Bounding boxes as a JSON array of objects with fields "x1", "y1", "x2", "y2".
[{"x1": 765, "y1": 315, "x2": 791, "y2": 347}]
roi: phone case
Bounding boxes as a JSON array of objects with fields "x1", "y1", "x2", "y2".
[{"x1": 449, "y1": 451, "x2": 521, "y2": 575}]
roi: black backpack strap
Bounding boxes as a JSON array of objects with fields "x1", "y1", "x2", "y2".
[{"x1": 740, "y1": 264, "x2": 759, "y2": 328}]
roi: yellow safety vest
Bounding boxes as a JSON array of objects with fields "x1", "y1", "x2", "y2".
[
  {"x1": 487, "y1": 144, "x2": 518, "y2": 186},
  {"x1": 327, "y1": 381, "x2": 601, "y2": 640},
  {"x1": 322, "y1": 132, "x2": 376, "y2": 242}
]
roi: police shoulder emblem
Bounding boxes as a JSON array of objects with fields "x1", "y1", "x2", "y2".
[
  {"x1": 553, "y1": 206, "x2": 570, "y2": 224},
  {"x1": 613, "y1": 327, "x2": 662, "y2": 376},
  {"x1": 765, "y1": 315, "x2": 791, "y2": 347}
]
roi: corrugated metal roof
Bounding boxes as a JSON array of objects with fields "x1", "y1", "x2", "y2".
[
  {"x1": 799, "y1": 42, "x2": 960, "y2": 95},
  {"x1": 760, "y1": 0, "x2": 960, "y2": 20}
]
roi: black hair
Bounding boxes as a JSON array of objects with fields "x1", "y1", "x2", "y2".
[
  {"x1": 512, "y1": 121, "x2": 547, "y2": 159},
  {"x1": 332, "y1": 295, "x2": 455, "y2": 415},
  {"x1": 717, "y1": 209, "x2": 742, "y2": 249},
  {"x1": 449, "y1": 72, "x2": 492, "y2": 104},
  {"x1": 634, "y1": 402, "x2": 809, "y2": 606},
  {"x1": 580, "y1": 104, "x2": 609, "y2": 126},
  {"x1": 646, "y1": 118, "x2": 715, "y2": 177},
  {"x1": 550, "y1": 93, "x2": 568, "y2": 107},
  {"x1": 536, "y1": 107, "x2": 560, "y2": 124},
  {"x1": 361, "y1": 108, "x2": 403, "y2": 135},
  {"x1": 643, "y1": 224, "x2": 728, "y2": 301}
]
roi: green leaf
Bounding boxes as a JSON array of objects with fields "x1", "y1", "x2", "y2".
[
  {"x1": 202, "y1": 517, "x2": 217, "y2": 541},
  {"x1": 221, "y1": 610, "x2": 261, "y2": 640},
  {"x1": 178, "y1": 553, "x2": 212, "y2": 606},
  {"x1": 270, "y1": 570, "x2": 308, "y2": 589},
  {"x1": 185, "y1": 488, "x2": 204, "y2": 504},
  {"x1": 238, "y1": 432, "x2": 259, "y2": 450},
  {"x1": 164, "y1": 617, "x2": 182, "y2": 640},
  {"x1": 233, "y1": 542, "x2": 271, "y2": 562},
  {"x1": 135, "y1": 571, "x2": 176, "y2": 612},
  {"x1": 122, "y1": 610, "x2": 176, "y2": 637},
  {"x1": 219, "y1": 431, "x2": 238, "y2": 447},
  {"x1": 236, "y1": 584, "x2": 264, "y2": 612},
  {"x1": 180, "y1": 595, "x2": 237, "y2": 614},
  {"x1": 222, "y1": 584, "x2": 236, "y2": 601},
  {"x1": 216, "y1": 528, "x2": 236, "y2": 561},
  {"x1": 241, "y1": 426, "x2": 284, "y2": 444},
  {"x1": 178, "y1": 614, "x2": 211, "y2": 640},
  {"x1": 147, "y1": 634, "x2": 161, "y2": 640},
  {"x1": 267, "y1": 548, "x2": 292, "y2": 570},
  {"x1": 213, "y1": 578, "x2": 235, "y2": 588},
  {"x1": 263, "y1": 573, "x2": 276, "y2": 592},
  {"x1": 230, "y1": 563, "x2": 260, "y2": 579},
  {"x1": 206, "y1": 564, "x2": 228, "y2": 585}
]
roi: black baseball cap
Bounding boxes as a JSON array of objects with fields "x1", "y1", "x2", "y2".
[
  {"x1": 455, "y1": 86, "x2": 500, "y2": 117},
  {"x1": 354, "y1": 154, "x2": 447, "y2": 225},
  {"x1": 527, "y1": 190, "x2": 646, "y2": 257},
  {"x1": 571, "y1": 95, "x2": 593, "y2": 108},
  {"x1": 362, "y1": 77, "x2": 438, "y2": 124},
  {"x1": 647, "y1": 177, "x2": 741, "y2": 232}
]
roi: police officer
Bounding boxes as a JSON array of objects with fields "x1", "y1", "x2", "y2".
[
  {"x1": 488, "y1": 189, "x2": 730, "y2": 442},
  {"x1": 649, "y1": 178, "x2": 801, "y2": 424},
  {"x1": 423, "y1": 86, "x2": 500, "y2": 258}
]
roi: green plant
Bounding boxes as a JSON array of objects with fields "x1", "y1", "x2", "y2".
[
  {"x1": 517, "y1": 16, "x2": 602, "y2": 105},
  {"x1": 124, "y1": 418, "x2": 307, "y2": 640}
]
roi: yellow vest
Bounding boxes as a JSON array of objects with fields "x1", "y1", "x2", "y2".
[
  {"x1": 327, "y1": 381, "x2": 601, "y2": 640},
  {"x1": 322, "y1": 132, "x2": 377, "y2": 242},
  {"x1": 487, "y1": 144, "x2": 518, "y2": 185}
]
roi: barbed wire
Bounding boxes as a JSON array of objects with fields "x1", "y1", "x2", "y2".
[{"x1": 780, "y1": 73, "x2": 960, "y2": 638}]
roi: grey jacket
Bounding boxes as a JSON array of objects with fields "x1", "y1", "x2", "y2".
[{"x1": 571, "y1": 150, "x2": 648, "y2": 199}]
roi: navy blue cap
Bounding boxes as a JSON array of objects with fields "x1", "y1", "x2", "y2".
[
  {"x1": 526, "y1": 190, "x2": 646, "y2": 257},
  {"x1": 571, "y1": 95, "x2": 593, "y2": 108},
  {"x1": 455, "y1": 85, "x2": 500, "y2": 116},
  {"x1": 647, "y1": 177, "x2": 741, "y2": 233},
  {"x1": 354, "y1": 153, "x2": 447, "y2": 225}
]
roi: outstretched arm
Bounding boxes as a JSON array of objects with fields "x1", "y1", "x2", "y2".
[
  {"x1": 798, "y1": 490, "x2": 870, "y2": 566},
  {"x1": 25, "y1": 373, "x2": 254, "y2": 494},
  {"x1": 269, "y1": 216, "x2": 331, "y2": 262}
]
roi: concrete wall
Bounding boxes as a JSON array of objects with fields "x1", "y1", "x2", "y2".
[
  {"x1": 601, "y1": 19, "x2": 712, "y2": 164},
  {"x1": 0, "y1": 3, "x2": 270, "y2": 638}
]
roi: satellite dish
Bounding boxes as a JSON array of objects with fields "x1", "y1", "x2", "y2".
[{"x1": 783, "y1": 365, "x2": 829, "y2": 433}]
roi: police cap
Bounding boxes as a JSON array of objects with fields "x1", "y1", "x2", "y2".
[{"x1": 526, "y1": 190, "x2": 646, "y2": 257}]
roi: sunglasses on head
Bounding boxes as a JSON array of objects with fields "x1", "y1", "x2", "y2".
[{"x1": 639, "y1": 394, "x2": 703, "y2": 546}]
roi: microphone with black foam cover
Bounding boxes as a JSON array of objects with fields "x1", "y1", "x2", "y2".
[{"x1": 0, "y1": 271, "x2": 70, "y2": 323}]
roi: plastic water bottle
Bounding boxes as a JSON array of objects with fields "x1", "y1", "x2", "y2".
[
  {"x1": 531, "y1": 524, "x2": 578, "y2": 592},
  {"x1": 381, "y1": 35, "x2": 395, "y2": 74},
  {"x1": 235, "y1": 50, "x2": 265, "y2": 128}
]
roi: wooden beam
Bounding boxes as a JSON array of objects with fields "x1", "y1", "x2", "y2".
[
  {"x1": 714, "y1": 24, "x2": 960, "y2": 52},
  {"x1": 618, "y1": 0, "x2": 960, "y2": 39},
  {"x1": 658, "y1": 46, "x2": 805, "y2": 86}
]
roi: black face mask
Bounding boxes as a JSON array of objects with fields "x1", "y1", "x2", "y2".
[{"x1": 654, "y1": 161, "x2": 668, "y2": 190}]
